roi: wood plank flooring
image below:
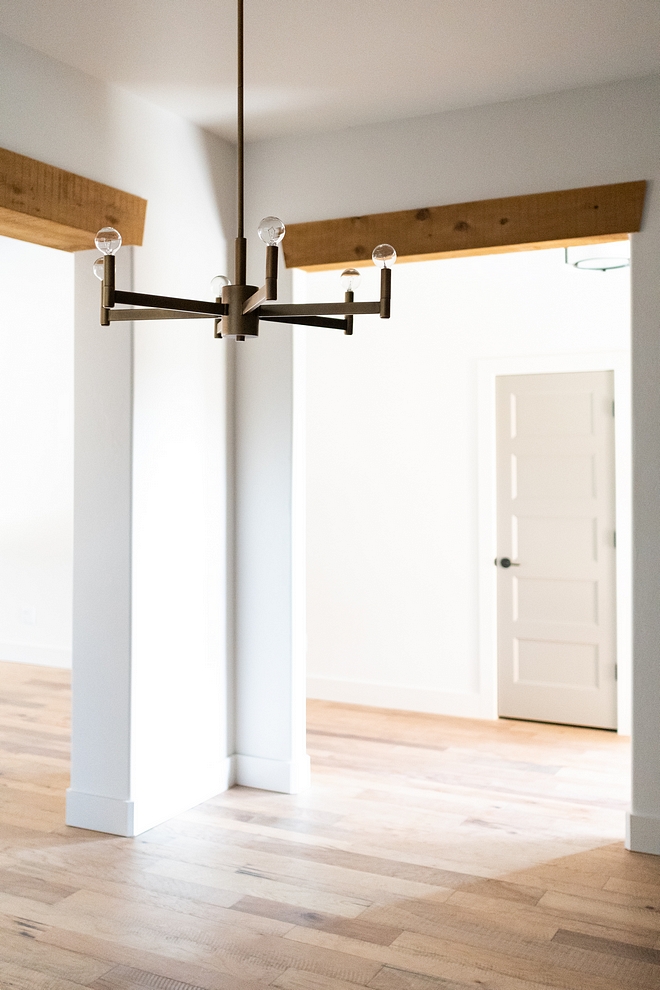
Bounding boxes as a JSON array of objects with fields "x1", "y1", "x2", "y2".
[{"x1": 0, "y1": 661, "x2": 658, "y2": 989}]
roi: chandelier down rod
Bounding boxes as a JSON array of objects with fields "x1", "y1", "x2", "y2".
[
  {"x1": 236, "y1": 0, "x2": 246, "y2": 283},
  {"x1": 93, "y1": 0, "x2": 396, "y2": 338}
]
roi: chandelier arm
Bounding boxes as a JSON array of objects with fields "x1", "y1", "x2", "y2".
[
  {"x1": 259, "y1": 301, "x2": 381, "y2": 317},
  {"x1": 243, "y1": 284, "x2": 270, "y2": 314},
  {"x1": 108, "y1": 309, "x2": 214, "y2": 322},
  {"x1": 113, "y1": 289, "x2": 226, "y2": 317},
  {"x1": 259, "y1": 315, "x2": 348, "y2": 331}
]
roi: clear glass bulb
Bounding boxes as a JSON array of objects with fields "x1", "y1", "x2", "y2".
[
  {"x1": 93, "y1": 257, "x2": 104, "y2": 281},
  {"x1": 340, "y1": 268, "x2": 361, "y2": 293},
  {"x1": 95, "y1": 227, "x2": 122, "y2": 255},
  {"x1": 372, "y1": 243, "x2": 397, "y2": 268},
  {"x1": 258, "y1": 216, "x2": 285, "y2": 246},
  {"x1": 211, "y1": 274, "x2": 231, "y2": 297}
]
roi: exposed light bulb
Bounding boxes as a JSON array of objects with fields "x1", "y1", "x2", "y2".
[
  {"x1": 211, "y1": 274, "x2": 231, "y2": 297},
  {"x1": 92, "y1": 257, "x2": 104, "y2": 281},
  {"x1": 372, "y1": 243, "x2": 397, "y2": 269},
  {"x1": 95, "y1": 227, "x2": 122, "y2": 255},
  {"x1": 258, "y1": 216, "x2": 285, "y2": 246},
  {"x1": 340, "y1": 268, "x2": 361, "y2": 293}
]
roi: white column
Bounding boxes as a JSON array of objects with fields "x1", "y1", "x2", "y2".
[
  {"x1": 67, "y1": 248, "x2": 232, "y2": 836},
  {"x1": 66, "y1": 250, "x2": 134, "y2": 834},
  {"x1": 627, "y1": 192, "x2": 660, "y2": 854},
  {"x1": 233, "y1": 318, "x2": 309, "y2": 793}
]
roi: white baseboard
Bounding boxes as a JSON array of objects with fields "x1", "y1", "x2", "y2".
[
  {"x1": 66, "y1": 755, "x2": 236, "y2": 837},
  {"x1": 234, "y1": 753, "x2": 311, "y2": 793},
  {"x1": 66, "y1": 789, "x2": 135, "y2": 836},
  {"x1": 0, "y1": 643, "x2": 71, "y2": 668},
  {"x1": 307, "y1": 675, "x2": 488, "y2": 719},
  {"x1": 626, "y1": 811, "x2": 660, "y2": 855}
]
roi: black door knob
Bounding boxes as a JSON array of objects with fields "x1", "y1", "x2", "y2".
[{"x1": 498, "y1": 557, "x2": 520, "y2": 568}]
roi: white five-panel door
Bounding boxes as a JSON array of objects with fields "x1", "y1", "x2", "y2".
[{"x1": 496, "y1": 371, "x2": 617, "y2": 729}]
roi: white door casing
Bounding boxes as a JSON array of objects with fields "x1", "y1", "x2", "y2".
[{"x1": 496, "y1": 371, "x2": 617, "y2": 729}]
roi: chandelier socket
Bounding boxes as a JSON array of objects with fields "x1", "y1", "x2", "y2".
[
  {"x1": 379, "y1": 267, "x2": 391, "y2": 319},
  {"x1": 265, "y1": 245, "x2": 279, "y2": 300},
  {"x1": 266, "y1": 244, "x2": 278, "y2": 280},
  {"x1": 344, "y1": 290, "x2": 354, "y2": 335},
  {"x1": 102, "y1": 254, "x2": 116, "y2": 310}
]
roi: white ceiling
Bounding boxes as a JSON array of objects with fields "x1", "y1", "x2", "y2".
[{"x1": 1, "y1": 0, "x2": 659, "y2": 142}]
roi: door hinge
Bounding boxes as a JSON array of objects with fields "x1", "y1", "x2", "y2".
[
  {"x1": 613, "y1": 530, "x2": 617, "y2": 548},
  {"x1": 614, "y1": 664, "x2": 618, "y2": 681},
  {"x1": 612, "y1": 400, "x2": 615, "y2": 417}
]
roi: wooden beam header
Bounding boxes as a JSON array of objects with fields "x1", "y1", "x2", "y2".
[
  {"x1": 283, "y1": 181, "x2": 646, "y2": 270},
  {"x1": 0, "y1": 147, "x2": 147, "y2": 252}
]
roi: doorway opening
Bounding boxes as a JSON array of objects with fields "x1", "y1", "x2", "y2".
[
  {"x1": 0, "y1": 233, "x2": 74, "y2": 670},
  {"x1": 296, "y1": 241, "x2": 630, "y2": 732}
]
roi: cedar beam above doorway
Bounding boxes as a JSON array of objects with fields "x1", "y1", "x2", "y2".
[
  {"x1": 283, "y1": 181, "x2": 646, "y2": 271},
  {"x1": 0, "y1": 147, "x2": 147, "y2": 252}
]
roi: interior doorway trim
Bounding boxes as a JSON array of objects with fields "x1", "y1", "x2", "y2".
[
  {"x1": 283, "y1": 181, "x2": 646, "y2": 271},
  {"x1": 0, "y1": 146, "x2": 147, "y2": 251},
  {"x1": 477, "y1": 351, "x2": 631, "y2": 734}
]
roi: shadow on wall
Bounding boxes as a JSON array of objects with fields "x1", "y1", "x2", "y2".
[{"x1": 201, "y1": 128, "x2": 238, "y2": 259}]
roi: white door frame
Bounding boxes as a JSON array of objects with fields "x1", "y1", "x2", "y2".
[{"x1": 477, "y1": 352, "x2": 631, "y2": 734}]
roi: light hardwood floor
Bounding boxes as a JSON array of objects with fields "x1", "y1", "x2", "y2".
[{"x1": 0, "y1": 661, "x2": 658, "y2": 990}]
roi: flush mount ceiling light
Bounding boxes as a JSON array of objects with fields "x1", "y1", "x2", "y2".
[
  {"x1": 564, "y1": 246, "x2": 630, "y2": 272},
  {"x1": 93, "y1": 0, "x2": 395, "y2": 340}
]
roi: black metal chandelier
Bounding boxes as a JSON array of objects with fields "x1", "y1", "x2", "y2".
[{"x1": 94, "y1": 0, "x2": 395, "y2": 340}]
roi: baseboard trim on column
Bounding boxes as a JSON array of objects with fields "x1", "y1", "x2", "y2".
[
  {"x1": 626, "y1": 811, "x2": 660, "y2": 854},
  {"x1": 221, "y1": 754, "x2": 237, "y2": 789},
  {"x1": 234, "y1": 753, "x2": 311, "y2": 793},
  {"x1": 66, "y1": 789, "x2": 135, "y2": 836},
  {"x1": 66, "y1": 755, "x2": 237, "y2": 837}
]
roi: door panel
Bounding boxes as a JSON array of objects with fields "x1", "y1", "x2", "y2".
[
  {"x1": 514, "y1": 453, "x2": 595, "y2": 499},
  {"x1": 515, "y1": 577, "x2": 597, "y2": 624},
  {"x1": 496, "y1": 371, "x2": 616, "y2": 729}
]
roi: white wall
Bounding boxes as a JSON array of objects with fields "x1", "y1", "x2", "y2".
[
  {"x1": 299, "y1": 247, "x2": 630, "y2": 722},
  {"x1": 246, "y1": 72, "x2": 660, "y2": 851},
  {"x1": 0, "y1": 235, "x2": 73, "y2": 668},
  {"x1": 0, "y1": 31, "x2": 236, "y2": 835}
]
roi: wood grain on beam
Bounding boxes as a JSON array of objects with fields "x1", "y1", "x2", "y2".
[
  {"x1": 283, "y1": 182, "x2": 646, "y2": 271},
  {"x1": 0, "y1": 147, "x2": 147, "y2": 252}
]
